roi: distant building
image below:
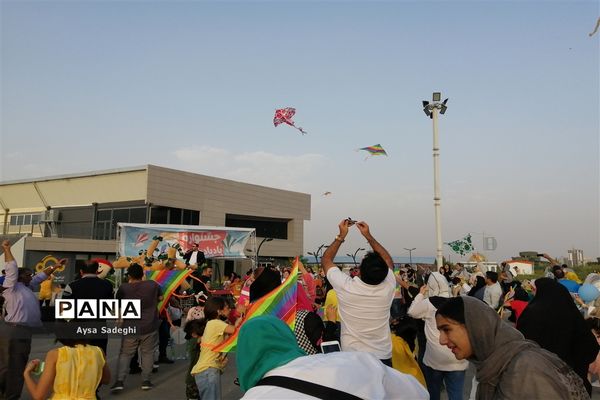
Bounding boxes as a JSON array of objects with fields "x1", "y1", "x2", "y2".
[
  {"x1": 567, "y1": 248, "x2": 585, "y2": 267},
  {"x1": 0, "y1": 165, "x2": 310, "y2": 281}
]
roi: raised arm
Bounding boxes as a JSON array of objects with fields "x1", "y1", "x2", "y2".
[
  {"x1": 321, "y1": 219, "x2": 350, "y2": 275},
  {"x1": 3, "y1": 240, "x2": 15, "y2": 263},
  {"x1": 356, "y1": 222, "x2": 393, "y2": 269},
  {"x1": 540, "y1": 253, "x2": 559, "y2": 266},
  {"x1": 2, "y1": 240, "x2": 18, "y2": 288}
]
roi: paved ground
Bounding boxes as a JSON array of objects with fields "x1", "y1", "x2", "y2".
[{"x1": 20, "y1": 334, "x2": 600, "y2": 399}]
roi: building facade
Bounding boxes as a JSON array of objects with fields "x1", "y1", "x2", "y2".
[{"x1": 0, "y1": 165, "x2": 311, "y2": 282}]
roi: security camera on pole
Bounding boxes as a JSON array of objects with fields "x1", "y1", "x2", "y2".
[{"x1": 422, "y1": 92, "x2": 448, "y2": 269}]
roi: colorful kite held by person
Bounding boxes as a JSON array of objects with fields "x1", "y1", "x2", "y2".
[
  {"x1": 273, "y1": 107, "x2": 307, "y2": 135},
  {"x1": 357, "y1": 144, "x2": 388, "y2": 160},
  {"x1": 212, "y1": 257, "x2": 300, "y2": 353}
]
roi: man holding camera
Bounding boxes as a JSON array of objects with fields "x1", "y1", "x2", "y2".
[{"x1": 321, "y1": 219, "x2": 396, "y2": 366}]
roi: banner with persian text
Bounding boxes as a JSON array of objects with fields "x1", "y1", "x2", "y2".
[{"x1": 117, "y1": 223, "x2": 255, "y2": 259}]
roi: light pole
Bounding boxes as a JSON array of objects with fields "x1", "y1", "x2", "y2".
[
  {"x1": 404, "y1": 247, "x2": 416, "y2": 267},
  {"x1": 423, "y1": 92, "x2": 448, "y2": 269},
  {"x1": 307, "y1": 244, "x2": 328, "y2": 265},
  {"x1": 256, "y1": 237, "x2": 273, "y2": 263},
  {"x1": 347, "y1": 247, "x2": 365, "y2": 267}
]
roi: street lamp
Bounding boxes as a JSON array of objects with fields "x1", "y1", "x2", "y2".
[
  {"x1": 307, "y1": 244, "x2": 328, "y2": 265},
  {"x1": 347, "y1": 247, "x2": 365, "y2": 267},
  {"x1": 404, "y1": 247, "x2": 416, "y2": 267},
  {"x1": 422, "y1": 92, "x2": 449, "y2": 269},
  {"x1": 256, "y1": 237, "x2": 273, "y2": 262}
]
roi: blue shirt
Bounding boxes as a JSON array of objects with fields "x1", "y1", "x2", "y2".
[{"x1": 2, "y1": 260, "x2": 47, "y2": 327}]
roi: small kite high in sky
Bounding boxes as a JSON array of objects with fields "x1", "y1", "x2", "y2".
[
  {"x1": 273, "y1": 107, "x2": 307, "y2": 135},
  {"x1": 322, "y1": 191, "x2": 332, "y2": 196},
  {"x1": 357, "y1": 144, "x2": 388, "y2": 160}
]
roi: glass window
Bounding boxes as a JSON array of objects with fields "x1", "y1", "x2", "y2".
[
  {"x1": 169, "y1": 208, "x2": 182, "y2": 225},
  {"x1": 23, "y1": 215, "x2": 32, "y2": 225},
  {"x1": 226, "y1": 214, "x2": 289, "y2": 240},
  {"x1": 182, "y1": 209, "x2": 200, "y2": 225},
  {"x1": 112, "y1": 209, "x2": 129, "y2": 223},
  {"x1": 10, "y1": 215, "x2": 17, "y2": 225},
  {"x1": 150, "y1": 207, "x2": 168, "y2": 224},
  {"x1": 32, "y1": 214, "x2": 40, "y2": 224},
  {"x1": 129, "y1": 208, "x2": 147, "y2": 223},
  {"x1": 16, "y1": 215, "x2": 24, "y2": 225},
  {"x1": 191, "y1": 211, "x2": 200, "y2": 225},
  {"x1": 97, "y1": 210, "x2": 111, "y2": 221}
]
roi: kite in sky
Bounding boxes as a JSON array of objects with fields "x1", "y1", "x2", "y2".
[
  {"x1": 273, "y1": 107, "x2": 307, "y2": 135},
  {"x1": 322, "y1": 191, "x2": 332, "y2": 196},
  {"x1": 445, "y1": 234, "x2": 475, "y2": 256},
  {"x1": 357, "y1": 144, "x2": 388, "y2": 160},
  {"x1": 590, "y1": 17, "x2": 600, "y2": 37}
]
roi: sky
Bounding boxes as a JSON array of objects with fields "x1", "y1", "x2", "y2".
[{"x1": 1, "y1": 1, "x2": 599, "y2": 263}]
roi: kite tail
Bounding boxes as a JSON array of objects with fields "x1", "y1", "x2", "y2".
[{"x1": 297, "y1": 127, "x2": 307, "y2": 135}]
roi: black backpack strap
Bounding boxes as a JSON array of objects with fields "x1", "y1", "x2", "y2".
[{"x1": 255, "y1": 375, "x2": 363, "y2": 400}]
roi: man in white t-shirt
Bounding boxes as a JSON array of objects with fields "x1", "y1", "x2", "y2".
[{"x1": 321, "y1": 219, "x2": 396, "y2": 366}]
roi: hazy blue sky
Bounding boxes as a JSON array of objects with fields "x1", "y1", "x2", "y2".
[{"x1": 1, "y1": 1, "x2": 598, "y2": 262}]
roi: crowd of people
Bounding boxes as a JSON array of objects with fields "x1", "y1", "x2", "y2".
[{"x1": 1, "y1": 221, "x2": 600, "y2": 399}]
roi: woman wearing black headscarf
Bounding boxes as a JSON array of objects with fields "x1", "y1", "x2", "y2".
[
  {"x1": 517, "y1": 277, "x2": 599, "y2": 396},
  {"x1": 467, "y1": 276, "x2": 486, "y2": 301}
]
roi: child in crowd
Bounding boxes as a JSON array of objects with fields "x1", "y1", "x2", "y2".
[
  {"x1": 188, "y1": 297, "x2": 241, "y2": 400},
  {"x1": 23, "y1": 337, "x2": 110, "y2": 400}
]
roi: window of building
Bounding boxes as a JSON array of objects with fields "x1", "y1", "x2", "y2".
[
  {"x1": 150, "y1": 206, "x2": 199, "y2": 225},
  {"x1": 9, "y1": 213, "x2": 41, "y2": 226},
  {"x1": 94, "y1": 207, "x2": 148, "y2": 240},
  {"x1": 150, "y1": 207, "x2": 168, "y2": 224},
  {"x1": 225, "y1": 214, "x2": 289, "y2": 240}
]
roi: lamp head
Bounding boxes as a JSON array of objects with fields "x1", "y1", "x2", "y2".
[{"x1": 432, "y1": 92, "x2": 441, "y2": 102}]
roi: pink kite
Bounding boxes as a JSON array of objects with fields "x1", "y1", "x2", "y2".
[{"x1": 273, "y1": 107, "x2": 307, "y2": 135}]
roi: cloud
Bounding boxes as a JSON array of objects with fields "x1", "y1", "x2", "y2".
[{"x1": 172, "y1": 145, "x2": 329, "y2": 191}]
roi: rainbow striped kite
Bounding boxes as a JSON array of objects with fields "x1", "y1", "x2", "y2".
[
  {"x1": 358, "y1": 144, "x2": 388, "y2": 160},
  {"x1": 145, "y1": 269, "x2": 192, "y2": 314},
  {"x1": 212, "y1": 258, "x2": 299, "y2": 352}
]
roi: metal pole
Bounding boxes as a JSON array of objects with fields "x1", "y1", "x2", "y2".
[
  {"x1": 404, "y1": 247, "x2": 416, "y2": 268},
  {"x1": 432, "y1": 107, "x2": 443, "y2": 269}
]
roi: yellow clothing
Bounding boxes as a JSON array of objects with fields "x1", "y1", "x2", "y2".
[
  {"x1": 51, "y1": 345, "x2": 105, "y2": 400},
  {"x1": 191, "y1": 319, "x2": 228, "y2": 375},
  {"x1": 323, "y1": 289, "x2": 341, "y2": 322},
  {"x1": 565, "y1": 272, "x2": 582, "y2": 284},
  {"x1": 391, "y1": 334, "x2": 426, "y2": 388},
  {"x1": 39, "y1": 279, "x2": 53, "y2": 300}
]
